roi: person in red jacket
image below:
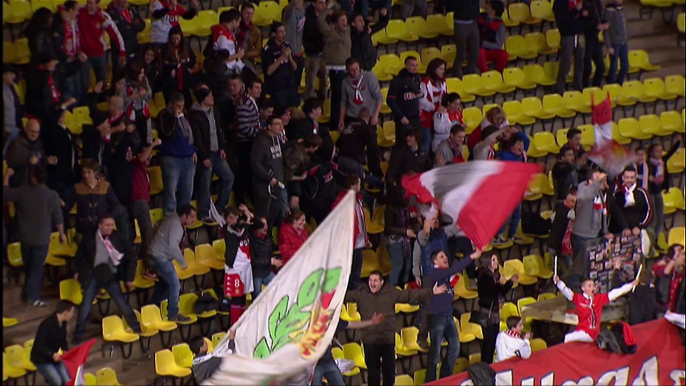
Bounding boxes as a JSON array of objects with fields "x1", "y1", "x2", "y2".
[
  {"x1": 278, "y1": 210, "x2": 309, "y2": 266},
  {"x1": 333, "y1": 175, "x2": 372, "y2": 290},
  {"x1": 554, "y1": 275, "x2": 637, "y2": 342},
  {"x1": 78, "y1": 0, "x2": 126, "y2": 93}
]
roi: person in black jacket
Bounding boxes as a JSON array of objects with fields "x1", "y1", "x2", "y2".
[
  {"x1": 477, "y1": 254, "x2": 518, "y2": 364},
  {"x1": 5, "y1": 119, "x2": 51, "y2": 188},
  {"x1": 249, "y1": 217, "x2": 283, "y2": 298},
  {"x1": 302, "y1": 0, "x2": 327, "y2": 99},
  {"x1": 161, "y1": 26, "x2": 196, "y2": 107},
  {"x1": 24, "y1": 52, "x2": 76, "y2": 123},
  {"x1": 350, "y1": 12, "x2": 388, "y2": 71},
  {"x1": 286, "y1": 98, "x2": 334, "y2": 163},
  {"x1": 24, "y1": 8, "x2": 56, "y2": 63},
  {"x1": 385, "y1": 186, "x2": 418, "y2": 286},
  {"x1": 251, "y1": 115, "x2": 285, "y2": 230},
  {"x1": 189, "y1": 334, "x2": 228, "y2": 384},
  {"x1": 611, "y1": 167, "x2": 653, "y2": 234},
  {"x1": 31, "y1": 301, "x2": 75, "y2": 386},
  {"x1": 646, "y1": 136, "x2": 682, "y2": 241},
  {"x1": 337, "y1": 111, "x2": 382, "y2": 181},
  {"x1": 262, "y1": 22, "x2": 299, "y2": 111},
  {"x1": 553, "y1": 0, "x2": 586, "y2": 94},
  {"x1": 581, "y1": 0, "x2": 607, "y2": 88},
  {"x1": 189, "y1": 85, "x2": 234, "y2": 222},
  {"x1": 107, "y1": 0, "x2": 145, "y2": 78},
  {"x1": 444, "y1": 0, "x2": 480, "y2": 77},
  {"x1": 72, "y1": 214, "x2": 141, "y2": 343},
  {"x1": 385, "y1": 128, "x2": 432, "y2": 190},
  {"x1": 387, "y1": 57, "x2": 423, "y2": 147},
  {"x1": 52, "y1": 1, "x2": 87, "y2": 105},
  {"x1": 42, "y1": 109, "x2": 81, "y2": 220}
]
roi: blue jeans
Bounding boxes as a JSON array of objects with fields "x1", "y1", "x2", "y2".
[
  {"x1": 21, "y1": 244, "x2": 49, "y2": 302},
  {"x1": 151, "y1": 258, "x2": 181, "y2": 318},
  {"x1": 389, "y1": 242, "x2": 409, "y2": 286},
  {"x1": 161, "y1": 155, "x2": 196, "y2": 214},
  {"x1": 498, "y1": 203, "x2": 522, "y2": 239},
  {"x1": 426, "y1": 314, "x2": 460, "y2": 382},
  {"x1": 349, "y1": 248, "x2": 364, "y2": 290},
  {"x1": 607, "y1": 43, "x2": 629, "y2": 85},
  {"x1": 252, "y1": 271, "x2": 275, "y2": 299},
  {"x1": 357, "y1": 0, "x2": 392, "y2": 17},
  {"x1": 196, "y1": 151, "x2": 234, "y2": 218},
  {"x1": 420, "y1": 126, "x2": 432, "y2": 153},
  {"x1": 312, "y1": 356, "x2": 345, "y2": 386},
  {"x1": 61, "y1": 69, "x2": 85, "y2": 107},
  {"x1": 74, "y1": 276, "x2": 140, "y2": 339},
  {"x1": 36, "y1": 362, "x2": 70, "y2": 386}
]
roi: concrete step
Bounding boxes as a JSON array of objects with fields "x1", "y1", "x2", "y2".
[
  {"x1": 645, "y1": 46, "x2": 686, "y2": 66},
  {"x1": 648, "y1": 59, "x2": 686, "y2": 80},
  {"x1": 626, "y1": 18, "x2": 661, "y2": 36},
  {"x1": 629, "y1": 31, "x2": 681, "y2": 51}
]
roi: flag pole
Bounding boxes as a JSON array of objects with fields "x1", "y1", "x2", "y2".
[
  {"x1": 554, "y1": 255, "x2": 558, "y2": 277},
  {"x1": 633, "y1": 264, "x2": 643, "y2": 293}
]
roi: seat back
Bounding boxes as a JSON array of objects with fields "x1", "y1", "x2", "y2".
[
  {"x1": 7, "y1": 242, "x2": 23, "y2": 268},
  {"x1": 524, "y1": 32, "x2": 547, "y2": 55},
  {"x1": 96, "y1": 367, "x2": 119, "y2": 385},
  {"x1": 546, "y1": 29, "x2": 561, "y2": 49},
  {"x1": 441, "y1": 44, "x2": 457, "y2": 65},
  {"x1": 530, "y1": 0, "x2": 553, "y2": 19},
  {"x1": 59, "y1": 279, "x2": 83, "y2": 305},
  {"x1": 508, "y1": 3, "x2": 531, "y2": 22},
  {"x1": 172, "y1": 343, "x2": 193, "y2": 368},
  {"x1": 102, "y1": 315, "x2": 126, "y2": 340},
  {"x1": 503, "y1": 67, "x2": 526, "y2": 86},
  {"x1": 665, "y1": 74, "x2": 685, "y2": 96},
  {"x1": 643, "y1": 77, "x2": 667, "y2": 97},
  {"x1": 379, "y1": 54, "x2": 402, "y2": 76},
  {"x1": 155, "y1": 349, "x2": 175, "y2": 375},
  {"x1": 421, "y1": 47, "x2": 442, "y2": 65},
  {"x1": 522, "y1": 97, "x2": 543, "y2": 115}
]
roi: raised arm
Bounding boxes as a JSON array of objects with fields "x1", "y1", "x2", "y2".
[
  {"x1": 553, "y1": 276, "x2": 574, "y2": 301},
  {"x1": 608, "y1": 281, "x2": 636, "y2": 302}
]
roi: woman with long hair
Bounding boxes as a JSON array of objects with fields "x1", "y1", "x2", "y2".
[
  {"x1": 419, "y1": 58, "x2": 447, "y2": 153},
  {"x1": 141, "y1": 46, "x2": 162, "y2": 93},
  {"x1": 476, "y1": 254, "x2": 518, "y2": 364},
  {"x1": 161, "y1": 26, "x2": 196, "y2": 106},
  {"x1": 432, "y1": 92, "x2": 464, "y2": 152},
  {"x1": 278, "y1": 210, "x2": 310, "y2": 266},
  {"x1": 24, "y1": 7, "x2": 55, "y2": 61},
  {"x1": 114, "y1": 60, "x2": 154, "y2": 146}
]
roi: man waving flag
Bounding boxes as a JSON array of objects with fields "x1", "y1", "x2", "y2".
[{"x1": 402, "y1": 161, "x2": 541, "y2": 249}]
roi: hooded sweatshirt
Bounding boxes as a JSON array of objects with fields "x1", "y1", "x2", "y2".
[
  {"x1": 344, "y1": 284, "x2": 432, "y2": 344},
  {"x1": 283, "y1": 3, "x2": 305, "y2": 56},
  {"x1": 604, "y1": 3, "x2": 628, "y2": 47},
  {"x1": 251, "y1": 130, "x2": 284, "y2": 186}
]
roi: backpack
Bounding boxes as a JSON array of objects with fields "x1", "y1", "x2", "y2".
[
  {"x1": 610, "y1": 322, "x2": 637, "y2": 354},
  {"x1": 467, "y1": 362, "x2": 496, "y2": 386},
  {"x1": 194, "y1": 292, "x2": 219, "y2": 314},
  {"x1": 597, "y1": 329, "x2": 622, "y2": 354}
]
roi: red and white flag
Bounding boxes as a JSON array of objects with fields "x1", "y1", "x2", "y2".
[
  {"x1": 587, "y1": 92, "x2": 632, "y2": 177},
  {"x1": 63, "y1": 339, "x2": 96, "y2": 386},
  {"x1": 401, "y1": 161, "x2": 542, "y2": 249}
]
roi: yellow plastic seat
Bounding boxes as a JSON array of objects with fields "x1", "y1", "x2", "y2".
[
  {"x1": 421, "y1": 47, "x2": 443, "y2": 66},
  {"x1": 542, "y1": 94, "x2": 575, "y2": 120},
  {"x1": 679, "y1": 12, "x2": 685, "y2": 33},
  {"x1": 141, "y1": 304, "x2": 178, "y2": 333},
  {"x1": 454, "y1": 316, "x2": 476, "y2": 343},
  {"x1": 469, "y1": 353, "x2": 482, "y2": 364},
  {"x1": 517, "y1": 296, "x2": 537, "y2": 323},
  {"x1": 102, "y1": 315, "x2": 140, "y2": 343},
  {"x1": 83, "y1": 372, "x2": 97, "y2": 385},
  {"x1": 7, "y1": 242, "x2": 23, "y2": 268},
  {"x1": 148, "y1": 166, "x2": 164, "y2": 196},
  {"x1": 172, "y1": 343, "x2": 194, "y2": 368},
  {"x1": 406, "y1": 17, "x2": 439, "y2": 40},
  {"x1": 530, "y1": 338, "x2": 547, "y2": 352},
  {"x1": 155, "y1": 349, "x2": 192, "y2": 378},
  {"x1": 660, "y1": 111, "x2": 684, "y2": 133},
  {"x1": 212, "y1": 332, "x2": 226, "y2": 348},
  {"x1": 503, "y1": 67, "x2": 537, "y2": 91},
  {"x1": 537, "y1": 292, "x2": 557, "y2": 302},
  {"x1": 529, "y1": 1, "x2": 555, "y2": 23},
  {"x1": 361, "y1": 248, "x2": 381, "y2": 278},
  {"x1": 342, "y1": 343, "x2": 367, "y2": 369},
  {"x1": 578, "y1": 124, "x2": 596, "y2": 149},
  {"x1": 454, "y1": 357, "x2": 469, "y2": 374},
  {"x1": 463, "y1": 74, "x2": 495, "y2": 98},
  {"x1": 619, "y1": 117, "x2": 651, "y2": 140},
  {"x1": 643, "y1": 77, "x2": 677, "y2": 102},
  {"x1": 523, "y1": 254, "x2": 553, "y2": 278},
  {"x1": 184, "y1": 248, "x2": 211, "y2": 277},
  {"x1": 503, "y1": 259, "x2": 538, "y2": 285},
  {"x1": 455, "y1": 273, "x2": 478, "y2": 299},
  {"x1": 59, "y1": 278, "x2": 85, "y2": 305},
  {"x1": 196, "y1": 243, "x2": 225, "y2": 270},
  {"x1": 667, "y1": 148, "x2": 685, "y2": 175},
  {"x1": 132, "y1": 260, "x2": 155, "y2": 290},
  {"x1": 505, "y1": 35, "x2": 536, "y2": 61},
  {"x1": 612, "y1": 121, "x2": 632, "y2": 145},
  {"x1": 441, "y1": 44, "x2": 457, "y2": 67},
  {"x1": 395, "y1": 375, "x2": 414, "y2": 385},
  {"x1": 371, "y1": 28, "x2": 398, "y2": 47},
  {"x1": 395, "y1": 333, "x2": 419, "y2": 356},
  {"x1": 459, "y1": 313, "x2": 483, "y2": 340},
  {"x1": 180, "y1": 293, "x2": 214, "y2": 319},
  {"x1": 532, "y1": 132, "x2": 560, "y2": 156},
  {"x1": 482, "y1": 71, "x2": 516, "y2": 95},
  {"x1": 668, "y1": 227, "x2": 685, "y2": 246},
  {"x1": 502, "y1": 9, "x2": 519, "y2": 29},
  {"x1": 95, "y1": 367, "x2": 122, "y2": 385},
  {"x1": 563, "y1": 91, "x2": 591, "y2": 114},
  {"x1": 666, "y1": 187, "x2": 686, "y2": 211},
  {"x1": 521, "y1": 96, "x2": 554, "y2": 120},
  {"x1": 12, "y1": 38, "x2": 31, "y2": 65},
  {"x1": 5, "y1": 0, "x2": 32, "y2": 24},
  {"x1": 3, "y1": 354, "x2": 27, "y2": 381},
  {"x1": 386, "y1": 20, "x2": 419, "y2": 43},
  {"x1": 366, "y1": 205, "x2": 386, "y2": 234},
  {"x1": 445, "y1": 77, "x2": 476, "y2": 103},
  {"x1": 665, "y1": 74, "x2": 685, "y2": 97},
  {"x1": 628, "y1": 50, "x2": 660, "y2": 72},
  {"x1": 525, "y1": 32, "x2": 555, "y2": 58},
  {"x1": 3, "y1": 317, "x2": 19, "y2": 327},
  {"x1": 426, "y1": 14, "x2": 454, "y2": 37},
  {"x1": 48, "y1": 231, "x2": 77, "y2": 258},
  {"x1": 5, "y1": 345, "x2": 36, "y2": 372},
  {"x1": 508, "y1": 3, "x2": 540, "y2": 26},
  {"x1": 332, "y1": 347, "x2": 360, "y2": 377},
  {"x1": 414, "y1": 369, "x2": 427, "y2": 385},
  {"x1": 378, "y1": 54, "x2": 403, "y2": 76},
  {"x1": 500, "y1": 302, "x2": 520, "y2": 322},
  {"x1": 640, "y1": 114, "x2": 670, "y2": 137},
  {"x1": 400, "y1": 326, "x2": 428, "y2": 353}
]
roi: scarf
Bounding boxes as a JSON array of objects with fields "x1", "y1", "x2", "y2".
[
  {"x1": 48, "y1": 75, "x2": 61, "y2": 104},
  {"x1": 634, "y1": 162, "x2": 649, "y2": 190},
  {"x1": 98, "y1": 230, "x2": 123, "y2": 266},
  {"x1": 236, "y1": 21, "x2": 252, "y2": 49},
  {"x1": 623, "y1": 183, "x2": 636, "y2": 207},
  {"x1": 488, "y1": 146, "x2": 495, "y2": 160},
  {"x1": 351, "y1": 75, "x2": 365, "y2": 105},
  {"x1": 174, "y1": 46, "x2": 183, "y2": 90},
  {"x1": 505, "y1": 329, "x2": 522, "y2": 339},
  {"x1": 61, "y1": 18, "x2": 79, "y2": 57},
  {"x1": 568, "y1": 0, "x2": 580, "y2": 11},
  {"x1": 649, "y1": 157, "x2": 665, "y2": 185},
  {"x1": 447, "y1": 136, "x2": 463, "y2": 162}
]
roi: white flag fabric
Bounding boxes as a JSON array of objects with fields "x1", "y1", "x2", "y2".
[{"x1": 203, "y1": 191, "x2": 356, "y2": 385}]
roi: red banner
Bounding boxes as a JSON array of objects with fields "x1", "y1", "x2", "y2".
[{"x1": 429, "y1": 319, "x2": 685, "y2": 386}]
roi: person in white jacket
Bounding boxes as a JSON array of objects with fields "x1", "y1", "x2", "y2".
[
  {"x1": 495, "y1": 316, "x2": 532, "y2": 362},
  {"x1": 431, "y1": 92, "x2": 464, "y2": 153}
]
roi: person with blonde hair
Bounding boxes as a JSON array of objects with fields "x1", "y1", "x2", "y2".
[{"x1": 467, "y1": 105, "x2": 509, "y2": 151}]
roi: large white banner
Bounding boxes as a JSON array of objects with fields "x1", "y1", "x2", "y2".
[{"x1": 204, "y1": 191, "x2": 355, "y2": 385}]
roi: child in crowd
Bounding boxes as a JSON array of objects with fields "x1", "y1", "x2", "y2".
[
  {"x1": 554, "y1": 275, "x2": 638, "y2": 342},
  {"x1": 495, "y1": 316, "x2": 532, "y2": 362},
  {"x1": 189, "y1": 331, "x2": 235, "y2": 384}
]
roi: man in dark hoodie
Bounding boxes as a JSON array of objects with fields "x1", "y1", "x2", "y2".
[
  {"x1": 444, "y1": 0, "x2": 480, "y2": 77},
  {"x1": 303, "y1": 0, "x2": 328, "y2": 100},
  {"x1": 349, "y1": 12, "x2": 388, "y2": 71},
  {"x1": 31, "y1": 301, "x2": 75, "y2": 386},
  {"x1": 249, "y1": 217, "x2": 283, "y2": 298},
  {"x1": 581, "y1": 0, "x2": 607, "y2": 88},
  {"x1": 106, "y1": 0, "x2": 145, "y2": 78},
  {"x1": 387, "y1": 56, "x2": 423, "y2": 147},
  {"x1": 189, "y1": 85, "x2": 234, "y2": 222},
  {"x1": 553, "y1": 0, "x2": 586, "y2": 94},
  {"x1": 386, "y1": 128, "x2": 432, "y2": 190},
  {"x1": 251, "y1": 115, "x2": 285, "y2": 231}
]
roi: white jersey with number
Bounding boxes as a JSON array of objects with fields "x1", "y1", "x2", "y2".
[{"x1": 226, "y1": 237, "x2": 254, "y2": 294}]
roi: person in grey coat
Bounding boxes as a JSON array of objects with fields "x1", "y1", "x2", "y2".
[
  {"x1": 4, "y1": 167, "x2": 65, "y2": 307},
  {"x1": 149, "y1": 204, "x2": 197, "y2": 322},
  {"x1": 338, "y1": 57, "x2": 384, "y2": 129},
  {"x1": 604, "y1": 0, "x2": 629, "y2": 84}
]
